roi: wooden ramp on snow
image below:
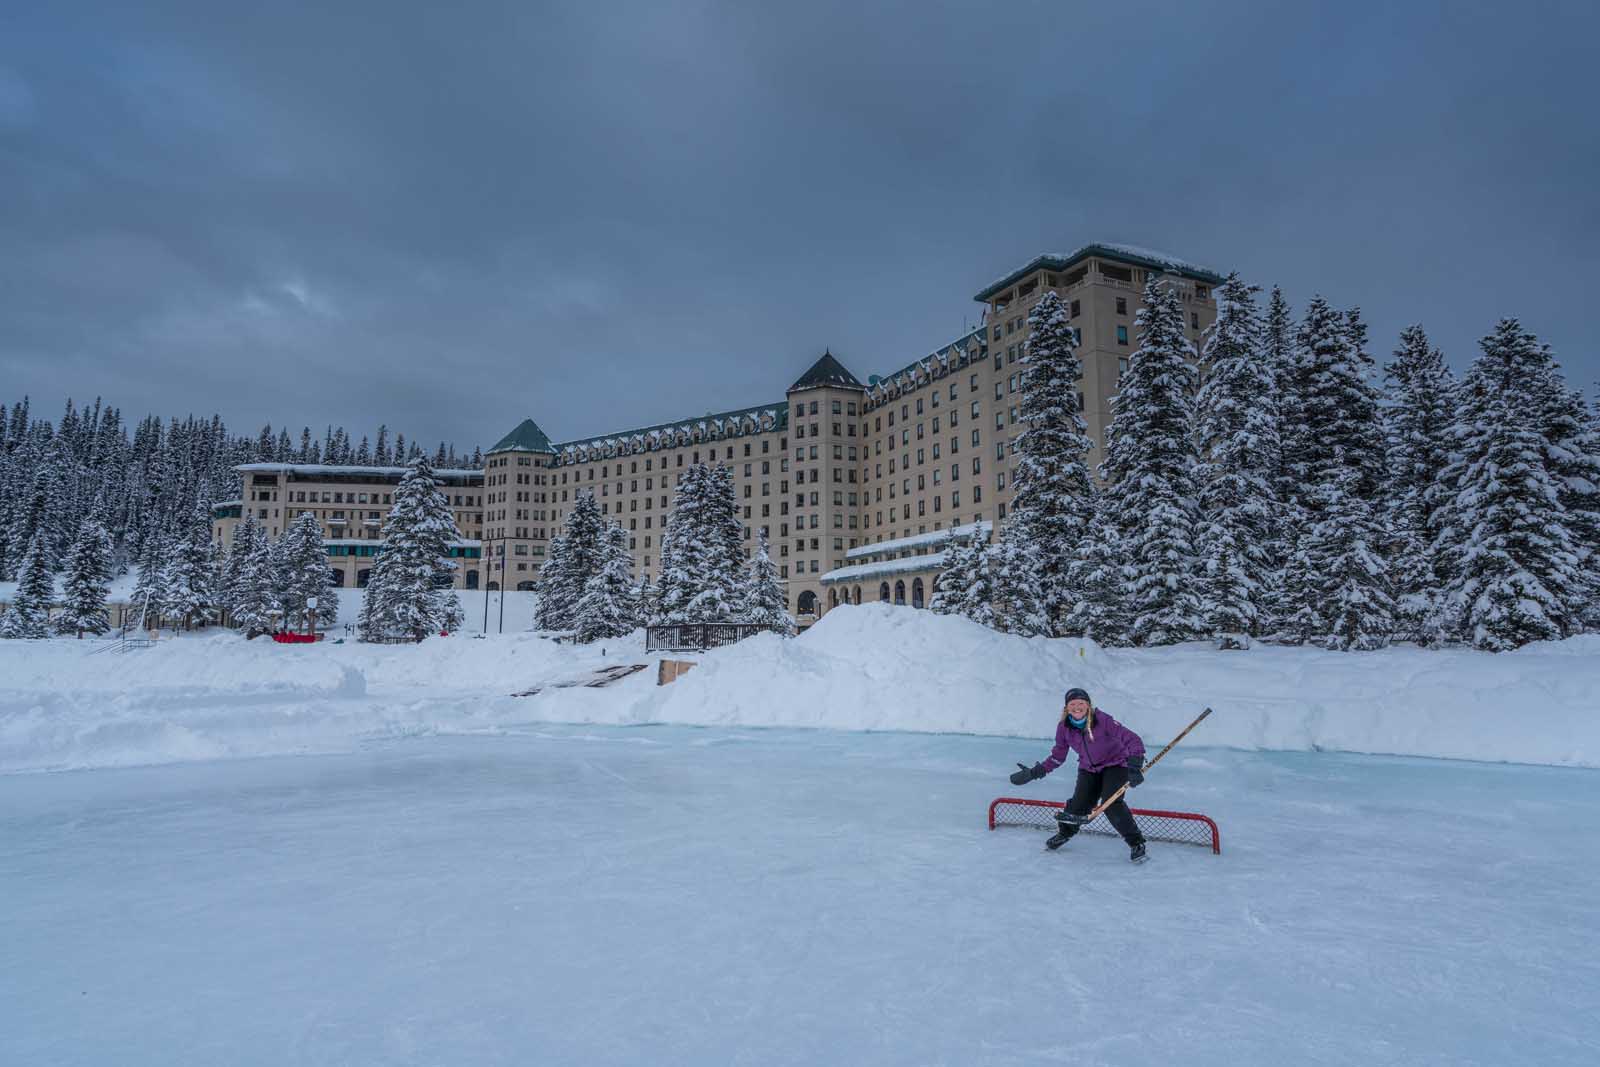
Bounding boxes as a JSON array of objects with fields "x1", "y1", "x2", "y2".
[{"x1": 510, "y1": 663, "x2": 648, "y2": 697}]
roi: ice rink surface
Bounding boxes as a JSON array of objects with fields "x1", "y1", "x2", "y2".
[{"x1": 4, "y1": 726, "x2": 1598, "y2": 1065}]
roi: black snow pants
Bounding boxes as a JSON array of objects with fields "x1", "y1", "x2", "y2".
[{"x1": 1058, "y1": 766, "x2": 1144, "y2": 846}]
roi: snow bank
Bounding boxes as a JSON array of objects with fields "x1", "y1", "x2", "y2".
[
  {"x1": 3, "y1": 603, "x2": 1598, "y2": 774},
  {"x1": 0, "y1": 629, "x2": 646, "y2": 774},
  {"x1": 642, "y1": 605, "x2": 1600, "y2": 768}
]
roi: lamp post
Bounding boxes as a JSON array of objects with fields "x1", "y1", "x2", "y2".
[
  {"x1": 497, "y1": 539, "x2": 507, "y2": 633},
  {"x1": 481, "y1": 543, "x2": 491, "y2": 633}
]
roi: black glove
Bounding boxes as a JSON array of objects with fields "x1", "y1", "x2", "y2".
[
  {"x1": 1125, "y1": 755, "x2": 1145, "y2": 788},
  {"x1": 1009, "y1": 762, "x2": 1045, "y2": 786}
]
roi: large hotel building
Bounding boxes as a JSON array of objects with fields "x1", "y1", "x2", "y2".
[{"x1": 214, "y1": 243, "x2": 1220, "y2": 624}]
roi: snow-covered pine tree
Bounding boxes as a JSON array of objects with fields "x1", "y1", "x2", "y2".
[
  {"x1": 1, "y1": 533, "x2": 53, "y2": 638},
  {"x1": 633, "y1": 576, "x2": 659, "y2": 628},
  {"x1": 1383, "y1": 325, "x2": 1457, "y2": 643},
  {"x1": 232, "y1": 523, "x2": 279, "y2": 638},
  {"x1": 987, "y1": 533, "x2": 1048, "y2": 636},
  {"x1": 57, "y1": 520, "x2": 112, "y2": 637},
  {"x1": 360, "y1": 456, "x2": 464, "y2": 641},
  {"x1": 1262, "y1": 286, "x2": 1299, "y2": 537},
  {"x1": 1454, "y1": 388, "x2": 1583, "y2": 650},
  {"x1": 711, "y1": 465, "x2": 749, "y2": 612},
  {"x1": 676, "y1": 464, "x2": 745, "y2": 623},
  {"x1": 1098, "y1": 274, "x2": 1204, "y2": 646},
  {"x1": 279, "y1": 511, "x2": 339, "y2": 633},
  {"x1": 532, "y1": 532, "x2": 572, "y2": 631},
  {"x1": 1305, "y1": 461, "x2": 1395, "y2": 650},
  {"x1": 928, "y1": 530, "x2": 970, "y2": 616},
  {"x1": 130, "y1": 525, "x2": 171, "y2": 629},
  {"x1": 573, "y1": 521, "x2": 639, "y2": 643},
  {"x1": 1433, "y1": 319, "x2": 1588, "y2": 646},
  {"x1": 534, "y1": 490, "x2": 606, "y2": 631},
  {"x1": 1011, "y1": 290, "x2": 1096, "y2": 633},
  {"x1": 1274, "y1": 520, "x2": 1322, "y2": 646},
  {"x1": 219, "y1": 514, "x2": 258, "y2": 625},
  {"x1": 1193, "y1": 274, "x2": 1279, "y2": 649},
  {"x1": 1534, "y1": 377, "x2": 1600, "y2": 629},
  {"x1": 655, "y1": 464, "x2": 717, "y2": 624},
  {"x1": 745, "y1": 528, "x2": 794, "y2": 634},
  {"x1": 930, "y1": 528, "x2": 995, "y2": 628},
  {"x1": 165, "y1": 504, "x2": 219, "y2": 631},
  {"x1": 1064, "y1": 495, "x2": 1128, "y2": 644},
  {"x1": 1288, "y1": 297, "x2": 1387, "y2": 514}
]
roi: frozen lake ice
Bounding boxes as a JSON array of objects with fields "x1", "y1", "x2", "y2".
[{"x1": 4, "y1": 726, "x2": 1598, "y2": 1065}]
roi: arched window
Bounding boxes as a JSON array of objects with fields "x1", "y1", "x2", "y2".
[
  {"x1": 487, "y1": 581, "x2": 501, "y2": 591},
  {"x1": 829, "y1": 588, "x2": 839, "y2": 609},
  {"x1": 328, "y1": 567, "x2": 346, "y2": 587},
  {"x1": 357, "y1": 568, "x2": 373, "y2": 588},
  {"x1": 798, "y1": 590, "x2": 818, "y2": 615},
  {"x1": 879, "y1": 582, "x2": 890, "y2": 602},
  {"x1": 852, "y1": 586, "x2": 862, "y2": 605},
  {"x1": 465, "y1": 570, "x2": 480, "y2": 590},
  {"x1": 894, "y1": 581, "x2": 906, "y2": 606},
  {"x1": 912, "y1": 577, "x2": 925, "y2": 609},
  {"x1": 517, "y1": 581, "x2": 536, "y2": 591}
]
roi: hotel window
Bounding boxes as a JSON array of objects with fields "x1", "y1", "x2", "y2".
[{"x1": 1117, "y1": 325, "x2": 1129, "y2": 345}]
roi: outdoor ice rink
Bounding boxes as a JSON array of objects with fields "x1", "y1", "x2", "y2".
[{"x1": 6, "y1": 725, "x2": 1597, "y2": 1066}]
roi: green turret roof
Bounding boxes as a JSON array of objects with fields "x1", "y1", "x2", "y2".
[
  {"x1": 487, "y1": 418, "x2": 554, "y2": 454},
  {"x1": 789, "y1": 350, "x2": 865, "y2": 392}
]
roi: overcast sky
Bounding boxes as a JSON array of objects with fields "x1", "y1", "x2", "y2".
[{"x1": 4, "y1": 1, "x2": 1597, "y2": 452}]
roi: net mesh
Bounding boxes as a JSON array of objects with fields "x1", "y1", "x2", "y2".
[{"x1": 989, "y1": 798, "x2": 1220, "y2": 853}]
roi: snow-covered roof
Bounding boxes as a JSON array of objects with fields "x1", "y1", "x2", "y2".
[
  {"x1": 820, "y1": 551, "x2": 949, "y2": 585},
  {"x1": 974, "y1": 242, "x2": 1225, "y2": 303},
  {"x1": 323, "y1": 538, "x2": 482, "y2": 548},
  {"x1": 235, "y1": 463, "x2": 484, "y2": 482},
  {"x1": 846, "y1": 521, "x2": 991, "y2": 561},
  {"x1": 212, "y1": 499, "x2": 243, "y2": 509},
  {"x1": 864, "y1": 326, "x2": 988, "y2": 406},
  {"x1": 553, "y1": 403, "x2": 788, "y2": 465}
]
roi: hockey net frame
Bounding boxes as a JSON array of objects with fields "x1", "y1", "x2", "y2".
[{"x1": 988, "y1": 797, "x2": 1221, "y2": 854}]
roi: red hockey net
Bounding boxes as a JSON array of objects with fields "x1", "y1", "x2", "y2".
[{"x1": 988, "y1": 797, "x2": 1221, "y2": 854}]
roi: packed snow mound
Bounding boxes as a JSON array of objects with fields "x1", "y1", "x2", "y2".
[
  {"x1": 3, "y1": 602, "x2": 1598, "y2": 773},
  {"x1": 643, "y1": 604, "x2": 1600, "y2": 767}
]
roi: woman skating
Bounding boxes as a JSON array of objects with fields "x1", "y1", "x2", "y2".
[{"x1": 1008, "y1": 687, "x2": 1149, "y2": 862}]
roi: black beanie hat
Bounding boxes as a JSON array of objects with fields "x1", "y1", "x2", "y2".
[{"x1": 1064, "y1": 687, "x2": 1091, "y2": 706}]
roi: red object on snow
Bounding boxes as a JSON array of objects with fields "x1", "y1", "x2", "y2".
[{"x1": 270, "y1": 631, "x2": 324, "y2": 644}]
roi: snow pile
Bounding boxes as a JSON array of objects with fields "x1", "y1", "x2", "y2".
[
  {"x1": 3, "y1": 602, "x2": 1599, "y2": 774},
  {"x1": 640, "y1": 605, "x2": 1600, "y2": 767},
  {"x1": 0, "y1": 630, "x2": 647, "y2": 774}
]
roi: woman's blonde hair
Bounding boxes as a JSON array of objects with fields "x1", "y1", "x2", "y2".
[{"x1": 1061, "y1": 701, "x2": 1095, "y2": 741}]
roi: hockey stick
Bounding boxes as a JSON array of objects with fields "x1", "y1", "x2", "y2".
[{"x1": 1055, "y1": 707, "x2": 1213, "y2": 826}]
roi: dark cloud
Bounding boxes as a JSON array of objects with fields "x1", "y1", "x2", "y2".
[{"x1": 3, "y1": 0, "x2": 1597, "y2": 449}]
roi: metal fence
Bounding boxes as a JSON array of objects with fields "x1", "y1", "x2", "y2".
[{"x1": 645, "y1": 623, "x2": 772, "y2": 652}]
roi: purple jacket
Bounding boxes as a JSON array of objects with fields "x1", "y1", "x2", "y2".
[{"x1": 1039, "y1": 708, "x2": 1145, "y2": 775}]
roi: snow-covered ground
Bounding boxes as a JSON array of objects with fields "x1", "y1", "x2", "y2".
[
  {"x1": 4, "y1": 727, "x2": 1598, "y2": 1065},
  {"x1": 3, "y1": 603, "x2": 1598, "y2": 775}
]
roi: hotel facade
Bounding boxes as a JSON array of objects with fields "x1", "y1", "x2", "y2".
[{"x1": 214, "y1": 243, "x2": 1221, "y2": 623}]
